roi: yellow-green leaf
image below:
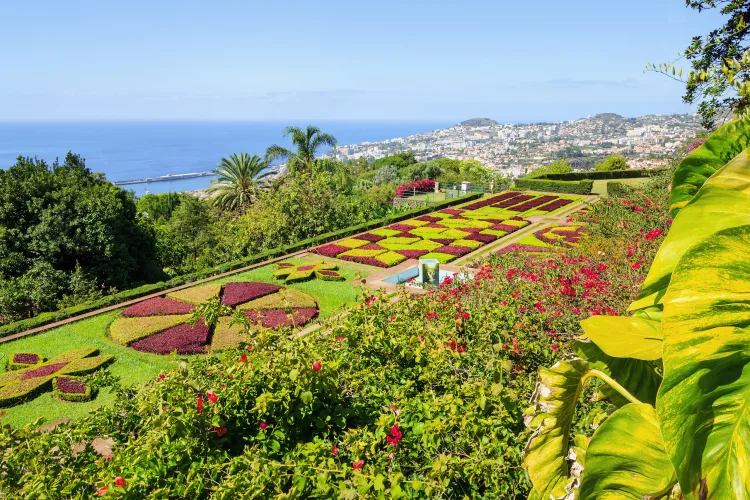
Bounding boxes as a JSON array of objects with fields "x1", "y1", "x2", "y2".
[
  {"x1": 579, "y1": 403, "x2": 676, "y2": 499},
  {"x1": 658, "y1": 225, "x2": 750, "y2": 499},
  {"x1": 580, "y1": 315, "x2": 662, "y2": 360}
]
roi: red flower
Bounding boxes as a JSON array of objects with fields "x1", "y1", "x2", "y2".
[
  {"x1": 352, "y1": 459, "x2": 365, "y2": 470},
  {"x1": 159, "y1": 374, "x2": 165, "y2": 380},
  {"x1": 115, "y1": 477, "x2": 126, "y2": 488},
  {"x1": 551, "y1": 344, "x2": 559, "y2": 351},
  {"x1": 212, "y1": 426, "x2": 228, "y2": 437},
  {"x1": 449, "y1": 340, "x2": 457, "y2": 351},
  {"x1": 196, "y1": 396, "x2": 204, "y2": 414},
  {"x1": 240, "y1": 354, "x2": 248, "y2": 363},
  {"x1": 331, "y1": 446, "x2": 338, "y2": 456},
  {"x1": 97, "y1": 487, "x2": 108, "y2": 496},
  {"x1": 631, "y1": 262, "x2": 642, "y2": 269},
  {"x1": 365, "y1": 295, "x2": 376, "y2": 307},
  {"x1": 335, "y1": 336, "x2": 346, "y2": 343},
  {"x1": 627, "y1": 247, "x2": 635, "y2": 257},
  {"x1": 312, "y1": 361, "x2": 322, "y2": 371},
  {"x1": 207, "y1": 393, "x2": 218, "y2": 404},
  {"x1": 260, "y1": 422, "x2": 268, "y2": 431},
  {"x1": 246, "y1": 345, "x2": 253, "y2": 351}
]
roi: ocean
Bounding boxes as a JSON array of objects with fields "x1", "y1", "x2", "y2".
[{"x1": 0, "y1": 121, "x2": 452, "y2": 196}]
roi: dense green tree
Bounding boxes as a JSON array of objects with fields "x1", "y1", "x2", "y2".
[
  {"x1": 373, "y1": 165, "x2": 399, "y2": 185},
  {"x1": 650, "y1": 1, "x2": 750, "y2": 128},
  {"x1": 0, "y1": 153, "x2": 160, "y2": 321},
  {"x1": 154, "y1": 196, "x2": 217, "y2": 274},
  {"x1": 525, "y1": 158, "x2": 573, "y2": 178},
  {"x1": 208, "y1": 153, "x2": 273, "y2": 212},
  {"x1": 265, "y1": 126, "x2": 337, "y2": 174},
  {"x1": 370, "y1": 152, "x2": 417, "y2": 171},
  {"x1": 137, "y1": 192, "x2": 184, "y2": 221},
  {"x1": 595, "y1": 154, "x2": 630, "y2": 172}
]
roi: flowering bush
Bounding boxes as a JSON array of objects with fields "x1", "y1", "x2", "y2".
[{"x1": 394, "y1": 179, "x2": 436, "y2": 198}]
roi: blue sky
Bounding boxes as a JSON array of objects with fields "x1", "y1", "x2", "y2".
[{"x1": 0, "y1": 0, "x2": 724, "y2": 122}]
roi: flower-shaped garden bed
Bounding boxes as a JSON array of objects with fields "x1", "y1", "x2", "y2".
[
  {"x1": 108, "y1": 282, "x2": 320, "y2": 354},
  {"x1": 273, "y1": 262, "x2": 346, "y2": 283}
]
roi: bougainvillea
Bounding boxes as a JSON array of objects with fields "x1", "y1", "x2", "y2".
[
  {"x1": 0, "y1": 348, "x2": 112, "y2": 407},
  {"x1": 394, "y1": 179, "x2": 436, "y2": 198}
]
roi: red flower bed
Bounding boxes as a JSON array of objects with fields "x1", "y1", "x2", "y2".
[
  {"x1": 508, "y1": 195, "x2": 558, "y2": 212},
  {"x1": 387, "y1": 224, "x2": 417, "y2": 232},
  {"x1": 296, "y1": 265, "x2": 316, "y2": 271},
  {"x1": 394, "y1": 179, "x2": 436, "y2": 198},
  {"x1": 439, "y1": 208, "x2": 464, "y2": 215},
  {"x1": 490, "y1": 224, "x2": 521, "y2": 233},
  {"x1": 430, "y1": 238, "x2": 455, "y2": 245},
  {"x1": 395, "y1": 249, "x2": 430, "y2": 259},
  {"x1": 222, "y1": 282, "x2": 283, "y2": 307},
  {"x1": 360, "y1": 243, "x2": 386, "y2": 251},
  {"x1": 356, "y1": 233, "x2": 385, "y2": 242},
  {"x1": 414, "y1": 215, "x2": 441, "y2": 223},
  {"x1": 465, "y1": 233, "x2": 498, "y2": 243},
  {"x1": 130, "y1": 321, "x2": 210, "y2": 355},
  {"x1": 450, "y1": 215, "x2": 470, "y2": 220},
  {"x1": 56, "y1": 376, "x2": 87, "y2": 394},
  {"x1": 121, "y1": 297, "x2": 194, "y2": 317},
  {"x1": 338, "y1": 254, "x2": 390, "y2": 268},
  {"x1": 21, "y1": 362, "x2": 69, "y2": 381},
  {"x1": 244, "y1": 308, "x2": 318, "y2": 329},
  {"x1": 317, "y1": 270, "x2": 340, "y2": 277},
  {"x1": 434, "y1": 245, "x2": 473, "y2": 257},
  {"x1": 493, "y1": 194, "x2": 535, "y2": 209},
  {"x1": 313, "y1": 244, "x2": 350, "y2": 258},
  {"x1": 511, "y1": 216, "x2": 526, "y2": 221},
  {"x1": 537, "y1": 198, "x2": 573, "y2": 212},
  {"x1": 13, "y1": 353, "x2": 40, "y2": 365},
  {"x1": 424, "y1": 223, "x2": 448, "y2": 229},
  {"x1": 496, "y1": 243, "x2": 552, "y2": 255},
  {"x1": 454, "y1": 227, "x2": 482, "y2": 233},
  {"x1": 460, "y1": 192, "x2": 519, "y2": 210}
]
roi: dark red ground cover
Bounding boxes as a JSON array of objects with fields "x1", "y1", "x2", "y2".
[
  {"x1": 338, "y1": 254, "x2": 390, "y2": 268},
  {"x1": 388, "y1": 224, "x2": 417, "y2": 232},
  {"x1": 430, "y1": 238, "x2": 455, "y2": 245},
  {"x1": 511, "y1": 216, "x2": 526, "y2": 221},
  {"x1": 244, "y1": 308, "x2": 318, "y2": 328},
  {"x1": 537, "y1": 198, "x2": 574, "y2": 212},
  {"x1": 493, "y1": 194, "x2": 535, "y2": 209},
  {"x1": 121, "y1": 297, "x2": 194, "y2": 317},
  {"x1": 438, "y1": 208, "x2": 464, "y2": 215},
  {"x1": 313, "y1": 244, "x2": 350, "y2": 258},
  {"x1": 465, "y1": 233, "x2": 498, "y2": 243},
  {"x1": 508, "y1": 195, "x2": 558, "y2": 212},
  {"x1": 395, "y1": 249, "x2": 430, "y2": 259},
  {"x1": 424, "y1": 223, "x2": 448, "y2": 229},
  {"x1": 21, "y1": 362, "x2": 68, "y2": 380},
  {"x1": 222, "y1": 282, "x2": 283, "y2": 307},
  {"x1": 414, "y1": 215, "x2": 441, "y2": 223},
  {"x1": 360, "y1": 243, "x2": 386, "y2": 251},
  {"x1": 13, "y1": 353, "x2": 40, "y2": 365},
  {"x1": 130, "y1": 321, "x2": 210, "y2": 355},
  {"x1": 317, "y1": 270, "x2": 340, "y2": 276},
  {"x1": 356, "y1": 233, "x2": 385, "y2": 242},
  {"x1": 490, "y1": 224, "x2": 521, "y2": 233},
  {"x1": 393, "y1": 231, "x2": 419, "y2": 239},
  {"x1": 296, "y1": 265, "x2": 316, "y2": 271},
  {"x1": 496, "y1": 243, "x2": 552, "y2": 255},
  {"x1": 56, "y1": 377, "x2": 87, "y2": 394},
  {"x1": 455, "y1": 227, "x2": 482, "y2": 233},
  {"x1": 434, "y1": 245, "x2": 473, "y2": 257}
]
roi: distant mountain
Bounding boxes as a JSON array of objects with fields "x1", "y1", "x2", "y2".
[{"x1": 460, "y1": 118, "x2": 499, "y2": 127}]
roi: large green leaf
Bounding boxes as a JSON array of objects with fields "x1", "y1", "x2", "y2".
[
  {"x1": 523, "y1": 359, "x2": 589, "y2": 499},
  {"x1": 630, "y1": 148, "x2": 750, "y2": 311},
  {"x1": 658, "y1": 225, "x2": 750, "y2": 499},
  {"x1": 670, "y1": 118, "x2": 750, "y2": 217},
  {"x1": 580, "y1": 315, "x2": 662, "y2": 361},
  {"x1": 573, "y1": 340, "x2": 661, "y2": 406},
  {"x1": 579, "y1": 403, "x2": 676, "y2": 500}
]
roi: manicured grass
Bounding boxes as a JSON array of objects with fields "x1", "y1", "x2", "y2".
[
  {"x1": 591, "y1": 177, "x2": 650, "y2": 195},
  {"x1": 0, "y1": 257, "x2": 368, "y2": 427}
]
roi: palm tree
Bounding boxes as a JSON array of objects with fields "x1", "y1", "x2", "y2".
[
  {"x1": 207, "y1": 153, "x2": 273, "y2": 212},
  {"x1": 265, "y1": 125, "x2": 337, "y2": 174}
]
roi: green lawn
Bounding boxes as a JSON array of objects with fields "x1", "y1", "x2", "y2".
[
  {"x1": 591, "y1": 178, "x2": 650, "y2": 196},
  {"x1": 0, "y1": 257, "x2": 367, "y2": 427}
]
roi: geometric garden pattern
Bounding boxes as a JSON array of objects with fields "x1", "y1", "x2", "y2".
[{"x1": 313, "y1": 191, "x2": 577, "y2": 267}]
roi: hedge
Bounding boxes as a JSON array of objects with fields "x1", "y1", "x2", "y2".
[
  {"x1": 532, "y1": 167, "x2": 667, "y2": 181},
  {"x1": 514, "y1": 178, "x2": 593, "y2": 195},
  {"x1": 0, "y1": 192, "x2": 483, "y2": 339}
]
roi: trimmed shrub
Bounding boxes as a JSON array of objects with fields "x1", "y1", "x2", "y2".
[
  {"x1": 514, "y1": 178, "x2": 593, "y2": 194},
  {"x1": 315, "y1": 270, "x2": 347, "y2": 281},
  {"x1": 166, "y1": 284, "x2": 222, "y2": 306},
  {"x1": 336, "y1": 238, "x2": 369, "y2": 249},
  {"x1": 465, "y1": 233, "x2": 498, "y2": 244},
  {"x1": 210, "y1": 318, "x2": 251, "y2": 351},
  {"x1": 313, "y1": 244, "x2": 350, "y2": 258},
  {"x1": 434, "y1": 246, "x2": 474, "y2": 257},
  {"x1": 273, "y1": 262, "x2": 343, "y2": 284},
  {"x1": 376, "y1": 251, "x2": 408, "y2": 267},
  {"x1": 109, "y1": 315, "x2": 191, "y2": 345},
  {"x1": 440, "y1": 229, "x2": 473, "y2": 240},
  {"x1": 387, "y1": 223, "x2": 418, "y2": 232},
  {"x1": 7, "y1": 352, "x2": 43, "y2": 371},
  {"x1": 536, "y1": 198, "x2": 574, "y2": 212},
  {"x1": 369, "y1": 228, "x2": 402, "y2": 238},
  {"x1": 338, "y1": 249, "x2": 388, "y2": 258},
  {"x1": 395, "y1": 249, "x2": 430, "y2": 259},
  {"x1": 409, "y1": 226, "x2": 448, "y2": 237},
  {"x1": 420, "y1": 252, "x2": 456, "y2": 264},
  {"x1": 356, "y1": 233, "x2": 385, "y2": 242},
  {"x1": 532, "y1": 167, "x2": 667, "y2": 181},
  {"x1": 379, "y1": 237, "x2": 422, "y2": 250},
  {"x1": 53, "y1": 376, "x2": 93, "y2": 402},
  {"x1": 409, "y1": 240, "x2": 443, "y2": 251},
  {"x1": 480, "y1": 229, "x2": 507, "y2": 237},
  {"x1": 452, "y1": 239, "x2": 483, "y2": 250},
  {"x1": 222, "y1": 283, "x2": 283, "y2": 307},
  {"x1": 121, "y1": 297, "x2": 194, "y2": 317},
  {"x1": 607, "y1": 181, "x2": 631, "y2": 197}
]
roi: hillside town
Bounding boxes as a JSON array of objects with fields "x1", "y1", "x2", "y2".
[{"x1": 327, "y1": 113, "x2": 703, "y2": 176}]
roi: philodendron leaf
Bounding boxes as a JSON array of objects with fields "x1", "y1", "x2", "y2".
[
  {"x1": 523, "y1": 359, "x2": 589, "y2": 499},
  {"x1": 573, "y1": 340, "x2": 661, "y2": 406},
  {"x1": 579, "y1": 403, "x2": 676, "y2": 500},
  {"x1": 669, "y1": 118, "x2": 750, "y2": 217},
  {"x1": 658, "y1": 225, "x2": 750, "y2": 499},
  {"x1": 630, "y1": 148, "x2": 750, "y2": 312},
  {"x1": 580, "y1": 315, "x2": 662, "y2": 361}
]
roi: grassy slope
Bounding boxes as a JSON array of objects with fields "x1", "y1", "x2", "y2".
[{"x1": 0, "y1": 257, "x2": 367, "y2": 427}]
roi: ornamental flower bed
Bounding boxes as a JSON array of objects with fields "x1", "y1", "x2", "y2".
[
  {"x1": 108, "y1": 282, "x2": 320, "y2": 354},
  {"x1": 507, "y1": 195, "x2": 558, "y2": 212},
  {"x1": 53, "y1": 376, "x2": 92, "y2": 402},
  {"x1": 121, "y1": 297, "x2": 194, "y2": 317},
  {"x1": 495, "y1": 243, "x2": 552, "y2": 255},
  {"x1": 273, "y1": 261, "x2": 345, "y2": 283},
  {"x1": 310, "y1": 191, "x2": 543, "y2": 268},
  {"x1": 8, "y1": 352, "x2": 43, "y2": 370},
  {"x1": 0, "y1": 348, "x2": 112, "y2": 407},
  {"x1": 536, "y1": 198, "x2": 574, "y2": 212}
]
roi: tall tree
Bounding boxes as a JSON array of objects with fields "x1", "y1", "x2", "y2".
[
  {"x1": 265, "y1": 126, "x2": 337, "y2": 174},
  {"x1": 650, "y1": 1, "x2": 750, "y2": 128},
  {"x1": 208, "y1": 153, "x2": 273, "y2": 212}
]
